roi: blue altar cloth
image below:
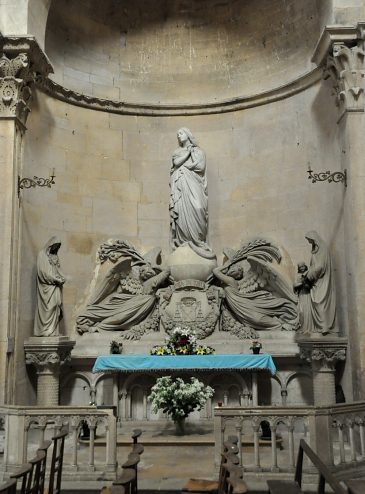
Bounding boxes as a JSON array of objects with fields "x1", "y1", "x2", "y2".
[{"x1": 92, "y1": 354, "x2": 276, "y2": 375}]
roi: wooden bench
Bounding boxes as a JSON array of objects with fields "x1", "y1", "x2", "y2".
[
  {"x1": 0, "y1": 479, "x2": 17, "y2": 494},
  {"x1": 267, "y1": 439, "x2": 346, "y2": 494},
  {"x1": 345, "y1": 479, "x2": 365, "y2": 494},
  {"x1": 182, "y1": 437, "x2": 248, "y2": 494}
]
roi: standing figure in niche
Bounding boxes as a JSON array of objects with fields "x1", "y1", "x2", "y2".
[
  {"x1": 213, "y1": 263, "x2": 298, "y2": 332},
  {"x1": 302, "y1": 231, "x2": 337, "y2": 335},
  {"x1": 76, "y1": 264, "x2": 170, "y2": 333},
  {"x1": 34, "y1": 236, "x2": 66, "y2": 337},
  {"x1": 169, "y1": 127, "x2": 214, "y2": 259}
]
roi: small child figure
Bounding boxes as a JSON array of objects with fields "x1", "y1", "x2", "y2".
[
  {"x1": 294, "y1": 262, "x2": 314, "y2": 334},
  {"x1": 294, "y1": 262, "x2": 311, "y2": 294}
]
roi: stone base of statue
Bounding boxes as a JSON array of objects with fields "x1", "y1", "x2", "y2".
[
  {"x1": 167, "y1": 244, "x2": 217, "y2": 281},
  {"x1": 24, "y1": 336, "x2": 75, "y2": 406},
  {"x1": 161, "y1": 245, "x2": 219, "y2": 337},
  {"x1": 298, "y1": 336, "x2": 347, "y2": 406}
]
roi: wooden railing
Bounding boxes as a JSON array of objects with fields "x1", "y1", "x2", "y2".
[{"x1": 0, "y1": 406, "x2": 117, "y2": 481}]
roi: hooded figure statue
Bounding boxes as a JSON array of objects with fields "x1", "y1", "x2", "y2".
[
  {"x1": 304, "y1": 231, "x2": 337, "y2": 335},
  {"x1": 34, "y1": 236, "x2": 66, "y2": 336}
]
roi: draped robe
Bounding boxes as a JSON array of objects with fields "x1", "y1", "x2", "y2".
[
  {"x1": 34, "y1": 237, "x2": 64, "y2": 336},
  {"x1": 169, "y1": 145, "x2": 214, "y2": 259}
]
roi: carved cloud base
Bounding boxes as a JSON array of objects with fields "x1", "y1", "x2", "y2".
[
  {"x1": 24, "y1": 336, "x2": 75, "y2": 406},
  {"x1": 298, "y1": 337, "x2": 347, "y2": 406}
]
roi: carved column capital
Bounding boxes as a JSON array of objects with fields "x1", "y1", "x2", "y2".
[
  {"x1": 0, "y1": 36, "x2": 53, "y2": 126},
  {"x1": 312, "y1": 23, "x2": 365, "y2": 116},
  {"x1": 24, "y1": 336, "x2": 75, "y2": 372},
  {"x1": 298, "y1": 337, "x2": 347, "y2": 369}
]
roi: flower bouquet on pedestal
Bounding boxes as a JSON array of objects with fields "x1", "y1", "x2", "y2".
[
  {"x1": 148, "y1": 375, "x2": 214, "y2": 434},
  {"x1": 150, "y1": 327, "x2": 215, "y2": 356}
]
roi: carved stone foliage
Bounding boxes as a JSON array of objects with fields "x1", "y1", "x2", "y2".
[
  {"x1": 25, "y1": 349, "x2": 72, "y2": 369},
  {"x1": 299, "y1": 339, "x2": 347, "y2": 371},
  {"x1": 325, "y1": 41, "x2": 365, "y2": 112},
  {"x1": 0, "y1": 36, "x2": 53, "y2": 124}
]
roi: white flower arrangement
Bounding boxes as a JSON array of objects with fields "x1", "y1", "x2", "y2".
[
  {"x1": 150, "y1": 326, "x2": 215, "y2": 356},
  {"x1": 148, "y1": 376, "x2": 214, "y2": 422}
]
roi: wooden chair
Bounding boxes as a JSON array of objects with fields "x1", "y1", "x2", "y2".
[
  {"x1": 182, "y1": 438, "x2": 247, "y2": 494},
  {"x1": 267, "y1": 439, "x2": 347, "y2": 494},
  {"x1": 0, "y1": 479, "x2": 17, "y2": 494},
  {"x1": 10, "y1": 463, "x2": 32, "y2": 494},
  {"x1": 37, "y1": 440, "x2": 52, "y2": 494},
  {"x1": 113, "y1": 468, "x2": 136, "y2": 494},
  {"x1": 27, "y1": 451, "x2": 47, "y2": 494},
  {"x1": 345, "y1": 479, "x2": 365, "y2": 494},
  {"x1": 130, "y1": 429, "x2": 144, "y2": 455},
  {"x1": 48, "y1": 430, "x2": 68, "y2": 494}
]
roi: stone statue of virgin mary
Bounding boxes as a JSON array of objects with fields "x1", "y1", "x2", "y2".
[{"x1": 169, "y1": 127, "x2": 214, "y2": 259}]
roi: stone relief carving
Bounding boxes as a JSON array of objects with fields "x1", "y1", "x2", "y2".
[
  {"x1": 76, "y1": 237, "x2": 300, "y2": 340},
  {"x1": 159, "y1": 280, "x2": 222, "y2": 339},
  {"x1": 34, "y1": 237, "x2": 65, "y2": 337},
  {"x1": 169, "y1": 128, "x2": 214, "y2": 259},
  {"x1": 212, "y1": 239, "x2": 299, "y2": 334},
  {"x1": 325, "y1": 41, "x2": 365, "y2": 111},
  {"x1": 76, "y1": 241, "x2": 170, "y2": 336},
  {"x1": 296, "y1": 231, "x2": 338, "y2": 336}
]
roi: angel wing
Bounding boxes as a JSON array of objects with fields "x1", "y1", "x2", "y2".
[
  {"x1": 246, "y1": 256, "x2": 297, "y2": 303},
  {"x1": 89, "y1": 257, "x2": 132, "y2": 305}
]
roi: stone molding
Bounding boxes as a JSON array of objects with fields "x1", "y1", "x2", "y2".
[
  {"x1": 36, "y1": 67, "x2": 322, "y2": 117},
  {"x1": 0, "y1": 35, "x2": 53, "y2": 125},
  {"x1": 312, "y1": 23, "x2": 365, "y2": 115}
]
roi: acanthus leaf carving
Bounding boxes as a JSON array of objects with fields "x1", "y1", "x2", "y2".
[{"x1": 325, "y1": 41, "x2": 365, "y2": 112}]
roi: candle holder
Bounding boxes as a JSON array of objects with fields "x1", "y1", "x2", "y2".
[
  {"x1": 307, "y1": 166, "x2": 347, "y2": 187},
  {"x1": 18, "y1": 170, "x2": 56, "y2": 196}
]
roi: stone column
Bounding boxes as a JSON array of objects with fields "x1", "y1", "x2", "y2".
[
  {"x1": 24, "y1": 336, "x2": 75, "y2": 406},
  {"x1": 299, "y1": 338, "x2": 347, "y2": 406},
  {"x1": 0, "y1": 36, "x2": 52, "y2": 404},
  {"x1": 312, "y1": 23, "x2": 365, "y2": 399}
]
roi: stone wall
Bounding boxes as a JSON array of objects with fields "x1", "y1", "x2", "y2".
[{"x1": 45, "y1": 0, "x2": 321, "y2": 104}]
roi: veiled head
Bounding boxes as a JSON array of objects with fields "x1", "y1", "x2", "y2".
[
  {"x1": 177, "y1": 127, "x2": 197, "y2": 147},
  {"x1": 44, "y1": 236, "x2": 62, "y2": 255},
  {"x1": 304, "y1": 231, "x2": 323, "y2": 253}
]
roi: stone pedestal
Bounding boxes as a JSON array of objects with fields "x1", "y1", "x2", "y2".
[
  {"x1": 298, "y1": 337, "x2": 347, "y2": 406},
  {"x1": 24, "y1": 336, "x2": 75, "y2": 406}
]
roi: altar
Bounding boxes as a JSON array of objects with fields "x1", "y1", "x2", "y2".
[
  {"x1": 93, "y1": 353, "x2": 276, "y2": 374},
  {"x1": 92, "y1": 354, "x2": 276, "y2": 409}
]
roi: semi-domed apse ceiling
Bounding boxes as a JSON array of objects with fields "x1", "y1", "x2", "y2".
[{"x1": 45, "y1": 0, "x2": 321, "y2": 105}]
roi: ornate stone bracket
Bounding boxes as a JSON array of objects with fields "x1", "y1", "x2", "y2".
[
  {"x1": 0, "y1": 36, "x2": 53, "y2": 126},
  {"x1": 312, "y1": 23, "x2": 365, "y2": 116},
  {"x1": 298, "y1": 337, "x2": 347, "y2": 406}
]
